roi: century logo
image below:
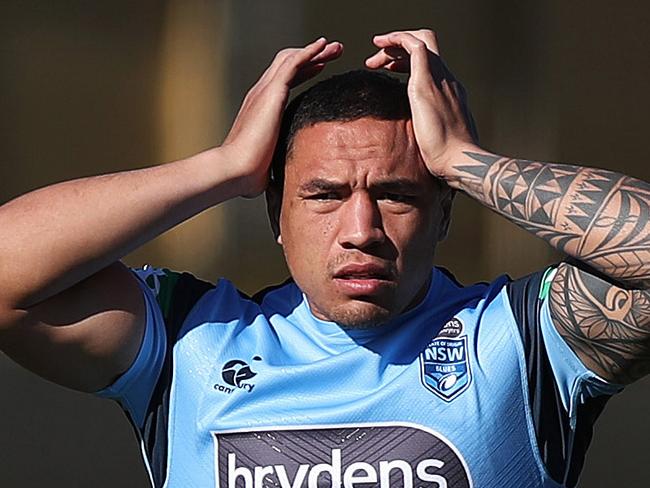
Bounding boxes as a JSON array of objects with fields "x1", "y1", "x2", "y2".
[
  {"x1": 212, "y1": 423, "x2": 472, "y2": 488},
  {"x1": 214, "y1": 356, "x2": 261, "y2": 394}
]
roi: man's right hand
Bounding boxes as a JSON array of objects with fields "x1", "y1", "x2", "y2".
[
  {"x1": 0, "y1": 36, "x2": 342, "y2": 393},
  {"x1": 221, "y1": 38, "x2": 343, "y2": 198}
]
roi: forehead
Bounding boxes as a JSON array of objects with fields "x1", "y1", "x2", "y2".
[{"x1": 286, "y1": 118, "x2": 430, "y2": 183}]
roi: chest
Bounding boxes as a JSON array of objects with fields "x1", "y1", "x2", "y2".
[{"x1": 162, "y1": 308, "x2": 552, "y2": 488}]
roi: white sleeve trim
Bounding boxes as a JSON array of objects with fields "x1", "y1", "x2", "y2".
[
  {"x1": 94, "y1": 269, "x2": 167, "y2": 428},
  {"x1": 539, "y1": 297, "x2": 623, "y2": 428}
]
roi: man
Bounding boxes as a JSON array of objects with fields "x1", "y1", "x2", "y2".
[{"x1": 0, "y1": 28, "x2": 648, "y2": 487}]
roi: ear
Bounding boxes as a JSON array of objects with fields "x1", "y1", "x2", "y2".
[
  {"x1": 437, "y1": 187, "x2": 456, "y2": 242},
  {"x1": 265, "y1": 184, "x2": 283, "y2": 245}
]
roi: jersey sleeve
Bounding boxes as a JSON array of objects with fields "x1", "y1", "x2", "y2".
[
  {"x1": 95, "y1": 265, "x2": 214, "y2": 428},
  {"x1": 94, "y1": 266, "x2": 167, "y2": 427},
  {"x1": 506, "y1": 268, "x2": 623, "y2": 487},
  {"x1": 537, "y1": 268, "x2": 622, "y2": 424},
  {"x1": 95, "y1": 265, "x2": 215, "y2": 486}
]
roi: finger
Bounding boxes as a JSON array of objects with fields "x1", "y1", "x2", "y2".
[
  {"x1": 365, "y1": 50, "x2": 392, "y2": 69},
  {"x1": 375, "y1": 32, "x2": 433, "y2": 85},
  {"x1": 287, "y1": 37, "x2": 330, "y2": 69},
  {"x1": 440, "y1": 60, "x2": 458, "y2": 83},
  {"x1": 365, "y1": 46, "x2": 408, "y2": 69},
  {"x1": 372, "y1": 30, "x2": 451, "y2": 85},
  {"x1": 373, "y1": 28, "x2": 440, "y2": 55},
  {"x1": 453, "y1": 81, "x2": 479, "y2": 142},
  {"x1": 263, "y1": 37, "x2": 328, "y2": 83},
  {"x1": 467, "y1": 110, "x2": 479, "y2": 142},
  {"x1": 292, "y1": 42, "x2": 342, "y2": 86},
  {"x1": 289, "y1": 42, "x2": 342, "y2": 87},
  {"x1": 275, "y1": 37, "x2": 339, "y2": 86},
  {"x1": 384, "y1": 59, "x2": 410, "y2": 73},
  {"x1": 310, "y1": 41, "x2": 343, "y2": 64},
  {"x1": 414, "y1": 28, "x2": 440, "y2": 54}
]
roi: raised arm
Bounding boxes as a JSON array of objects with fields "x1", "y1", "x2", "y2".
[
  {"x1": 448, "y1": 153, "x2": 650, "y2": 383},
  {"x1": 366, "y1": 28, "x2": 650, "y2": 384},
  {"x1": 0, "y1": 38, "x2": 343, "y2": 392}
]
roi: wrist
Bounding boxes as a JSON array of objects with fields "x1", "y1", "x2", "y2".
[
  {"x1": 431, "y1": 141, "x2": 485, "y2": 185},
  {"x1": 440, "y1": 147, "x2": 504, "y2": 206},
  {"x1": 176, "y1": 146, "x2": 255, "y2": 205},
  {"x1": 209, "y1": 144, "x2": 270, "y2": 199}
]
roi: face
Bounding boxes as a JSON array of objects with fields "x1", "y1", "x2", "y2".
[{"x1": 270, "y1": 117, "x2": 452, "y2": 328}]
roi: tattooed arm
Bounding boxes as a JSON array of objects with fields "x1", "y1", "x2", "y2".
[
  {"x1": 447, "y1": 154, "x2": 650, "y2": 384},
  {"x1": 366, "y1": 28, "x2": 650, "y2": 385},
  {"x1": 449, "y1": 153, "x2": 650, "y2": 288}
]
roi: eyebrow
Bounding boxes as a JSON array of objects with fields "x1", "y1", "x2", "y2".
[
  {"x1": 372, "y1": 179, "x2": 423, "y2": 194},
  {"x1": 299, "y1": 177, "x2": 425, "y2": 194},
  {"x1": 298, "y1": 179, "x2": 347, "y2": 193}
]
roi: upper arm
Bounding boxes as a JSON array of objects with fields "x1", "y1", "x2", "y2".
[
  {"x1": 548, "y1": 260, "x2": 650, "y2": 384},
  {"x1": 0, "y1": 261, "x2": 146, "y2": 392},
  {"x1": 507, "y1": 270, "x2": 615, "y2": 487}
]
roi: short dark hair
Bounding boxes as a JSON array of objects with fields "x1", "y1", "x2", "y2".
[{"x1": 270, "y1": 70, "x2": 411, "y2": 186}]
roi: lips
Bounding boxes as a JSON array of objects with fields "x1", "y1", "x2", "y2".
[
  {"x1": 333, "y1": 263, "x2": 394, "y2": 280},
  {"x1": 332, "y1": 263, "x2": 395, "y2": 296}
]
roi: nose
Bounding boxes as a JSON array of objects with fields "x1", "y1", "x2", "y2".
[{"x1": 337, "y1": 191, "x2": 385, "y2": 250}]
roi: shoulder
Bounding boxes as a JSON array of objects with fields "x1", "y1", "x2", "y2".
[
  {"x1": 433, "y1": 266, "x2": 511, "y2": 313},
  {"x1": 132, "y1": 265, "x2": 217, "y2": 325},
  {"x1": 250, "y1": 278, "x2": 304, "y2": 318},
  {"x1": 133, "y1": 265, "x2": 215, "y2": 302}
]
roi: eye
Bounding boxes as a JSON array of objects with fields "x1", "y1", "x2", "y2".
[
  {"x1": 307, "y1": 192, "x2": 342, "y2": 201},
  {"x1": 381, "y1": 193, "x2": 416, "y2": 204}
]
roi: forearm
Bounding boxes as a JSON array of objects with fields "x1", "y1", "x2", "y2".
[
  {"x1": 445, "y1": 147, "x2": 650, "y2": 287},
  {"x1": 0, "y1": 36, "x2": 340, "y2": 312},
  {"x1": 0, "y1": 146, "x2": 245, "y2": 309}
]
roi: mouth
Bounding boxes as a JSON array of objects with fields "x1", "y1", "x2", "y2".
[{"x1": 332, "y1": 263, "x2": 396, "y2": 296}]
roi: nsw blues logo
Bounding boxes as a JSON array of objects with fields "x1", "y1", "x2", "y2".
[{"x1": 420, "y1": 318, "x2": 472, "y2": 402}]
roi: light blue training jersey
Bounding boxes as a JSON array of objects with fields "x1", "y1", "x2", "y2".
[{"x1": 98, "y1": 266, "x2": 619, "y2": 488}]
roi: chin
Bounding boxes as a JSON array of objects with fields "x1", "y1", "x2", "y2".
[{"x1": 325, "y1": 301, "x2": 395, "y2": 329}]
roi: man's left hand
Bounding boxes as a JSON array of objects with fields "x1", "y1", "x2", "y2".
[{"x1": 365, "y1": 29, "x2": 478, "y2": 179}]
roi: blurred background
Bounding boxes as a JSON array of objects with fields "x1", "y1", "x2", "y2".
[{"x1": 0, "y1": 0, "x2": 648, "y2": 486}]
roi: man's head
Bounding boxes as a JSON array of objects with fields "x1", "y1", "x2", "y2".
[
  {"x1": 270, "y1": 70, "x2": 412, "y2": 187},
  {"x1": 267, "y1": 70, "x2": 453, "y2": 328}
]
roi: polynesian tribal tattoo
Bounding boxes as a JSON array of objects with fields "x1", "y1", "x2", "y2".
[
  {"x1": 549, "y1": 264, "x2": 650, "y2": 383},
  {"x1": 453, "y1": 152, "x2": 650, "y2": 383}
]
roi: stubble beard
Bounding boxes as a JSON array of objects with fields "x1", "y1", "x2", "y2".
[
  {"x1": 315, "y1": 273, "x2": 431, "y2": 329},
  {"x1": 312, "y1": 297, "x2": 397, "y2": 329}
]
